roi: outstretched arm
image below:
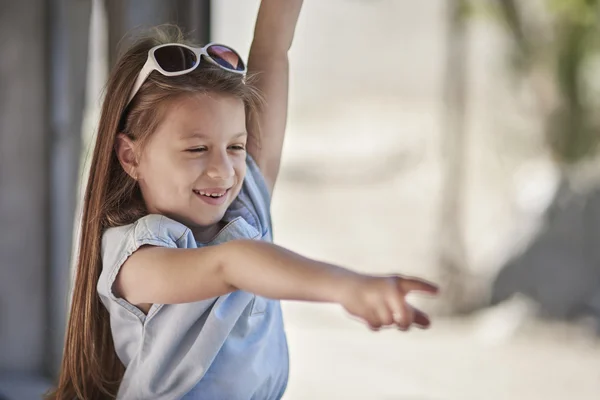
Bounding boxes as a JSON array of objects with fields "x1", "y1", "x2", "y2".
[
  {"x1": 246, "y1": 0, "x2": 304, "y2": 194},
  {"x1": 116, "y1": 239, "x2": 439, "y2": 331}
]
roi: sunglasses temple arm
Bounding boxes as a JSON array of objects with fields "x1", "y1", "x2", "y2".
[{"x1": 127, "y1": 60, "x2": 155, "y2": 104}]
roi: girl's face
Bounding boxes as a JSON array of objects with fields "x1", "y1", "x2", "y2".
[{"x1": 122, "y1": 93, "x2": 248, "y2": 240}]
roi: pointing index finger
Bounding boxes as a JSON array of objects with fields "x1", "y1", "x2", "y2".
[{"x1": 398, "y1": 277, "x2": 439, "y2": 295}]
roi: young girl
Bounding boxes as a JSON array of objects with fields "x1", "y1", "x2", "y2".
[{"x1": 50, "y1": 1, "x2": 438, "y2": 399}]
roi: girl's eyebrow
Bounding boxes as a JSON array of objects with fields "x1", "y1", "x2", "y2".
[{"x1": 181, "y1": 132, "x2": 248, "y2": 140}]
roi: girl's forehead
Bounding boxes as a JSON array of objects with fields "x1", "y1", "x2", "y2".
[
  {"x1": 152, "y1": 94, "x2": 247, "y2": 141},
  {"x1": 166, "y1": 94, "x2": 245, "y2": 124},
  {"x1": 169, "y1": 92, "x2": 245, "y2": 113}
]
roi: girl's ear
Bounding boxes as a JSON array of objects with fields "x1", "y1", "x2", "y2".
[{"x1": 115, "y1": 133, "x2": 139, "y2": 180}]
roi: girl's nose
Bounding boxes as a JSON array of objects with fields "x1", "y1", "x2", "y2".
[{"x1": 206, "y1": 150, "x2": 234, "y2": 180}]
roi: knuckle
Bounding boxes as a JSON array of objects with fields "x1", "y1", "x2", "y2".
[{"x1": 382, "y1": 315, "x2": 393, "y2": 326}]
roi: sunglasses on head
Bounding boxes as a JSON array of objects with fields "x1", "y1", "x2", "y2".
[{"x1": 126, "y1": 43, "x2": 246, "y2": 106}]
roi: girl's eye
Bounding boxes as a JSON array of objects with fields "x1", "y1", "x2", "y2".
[
  {"x1": 187, "y1": 147, "x2": 207, "y2": 153},
  {"x1": 229, "y1": 145, "x2": 246, "y2": 151}
]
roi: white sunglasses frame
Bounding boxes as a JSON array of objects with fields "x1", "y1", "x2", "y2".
[{"x1": 126, "y1": 42, "x2": 246, "y2": 105}]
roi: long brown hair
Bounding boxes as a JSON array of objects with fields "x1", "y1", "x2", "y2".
[{"x1": 47, "y1": 26, "x2": 263, "y2": 400}]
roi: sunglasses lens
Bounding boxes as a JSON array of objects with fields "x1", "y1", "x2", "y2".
[
  {"x1": 154, "y1": 45, "x2": 198, "y2": 72},
  {"x1": 207, "y1": 45, "x2": 245, "y2": 72}
]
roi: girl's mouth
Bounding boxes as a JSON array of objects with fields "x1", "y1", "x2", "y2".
[{"x1": 192, "y1": 188, "x2": 230, "y2": 205}]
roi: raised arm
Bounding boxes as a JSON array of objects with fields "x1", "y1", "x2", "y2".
[
  {"x1": 246, "y1": 0, "x2": 304, "y2": 194},
  {"x1": 116, "y1": 240, "x2": 438, "y2": 330}
]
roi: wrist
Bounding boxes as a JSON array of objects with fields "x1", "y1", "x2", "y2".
[
  {"x1": 329, "y1": 269, "x2": 362, "y2": 305},
  {"x1": 249, "y1": 40, "x2": 291, "y2": 59}
]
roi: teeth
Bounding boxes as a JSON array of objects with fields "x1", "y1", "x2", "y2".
[{"x1": 194, "y1": 190, "x2": 225, "y2": 198}]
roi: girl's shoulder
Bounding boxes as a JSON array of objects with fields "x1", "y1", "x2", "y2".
[
  {"x1": 101, "y1": 214, "x2": 194, "y2": 265},
  {"x1": 97, "y1": 214, "x2": 197, "y2": 320}
]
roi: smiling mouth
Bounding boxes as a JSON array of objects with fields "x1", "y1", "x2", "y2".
[
  {"x1": 192, "y1": 189, "x2": 229, "y2": 198},
  {"x1": 192, "y1": 188, "x2": 230, "y2": 206}
]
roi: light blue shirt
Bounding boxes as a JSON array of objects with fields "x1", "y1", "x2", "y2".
[{"x1": 97, "y1": 155, "x2": 289, "y2": 400}]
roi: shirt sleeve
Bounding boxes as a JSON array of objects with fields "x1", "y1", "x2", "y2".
[{"x1": 97, "y1": 214, "x2": 193, "y2": 321}]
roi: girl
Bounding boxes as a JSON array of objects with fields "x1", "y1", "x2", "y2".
[{"x1": 50, "y1": 1, "x2": 438, "y2": 399}]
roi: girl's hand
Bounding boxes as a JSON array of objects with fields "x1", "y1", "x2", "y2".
[{"x1": 339, "y1": 274, "x2": 439, "y2": 331}]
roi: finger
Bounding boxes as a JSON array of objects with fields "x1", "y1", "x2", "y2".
[
  {"x1": 411, "y1": 306, "x2": 431, "y2": 329},
  {"x1": 376, "y1": 304, "x2": 394, "y2": 327},
  {"x1": 398, "y1": 277, "x2": 439, "y2": 295},
  {"x1": 395, "y1": 315, "x2": 409, "y2": 331},
  {"x1": 388, "y1": 292, "x2": 407, "y2": 329},
  {"x1": 401, "y1": 302, "x2": 414, "y2": 331},
  {"x1": 367, "y1": 309, "x2": 383, "y2": 331},
  {"x1": 395, "y1": 297, "x2": 414, "y2": 331},
  {"x1": 369, "y1": 322, "x2": 383, "y2": 331}
]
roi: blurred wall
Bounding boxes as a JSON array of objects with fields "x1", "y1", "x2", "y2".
[{"x1": 0, "y1": 0, "x2": 50, "y2": 375}]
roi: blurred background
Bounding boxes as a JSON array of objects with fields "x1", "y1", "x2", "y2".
[{"x1": 2, "y1": 0, "x2": 600, "y2": 399}]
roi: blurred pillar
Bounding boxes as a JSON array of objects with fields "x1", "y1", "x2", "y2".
[
  {"x1": 46, "y1": 0, "x2": 92, "y2": 378},
  {"x1": 437, "y1": 0, "x2": 472, "y2": 313},
  {"x1": 0, "y1": 0, "x2": 51, "y2": 377},
  {"x1": 0, "y1": 1, "x2": 91, "y2": 398},
  {"x1": 105, "y1": 0, "x2": 211, "y2": 67}
]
